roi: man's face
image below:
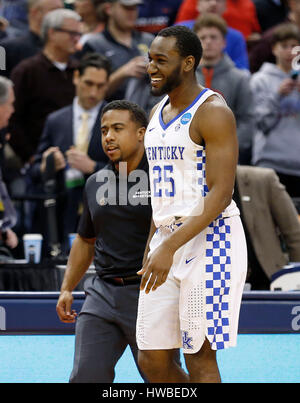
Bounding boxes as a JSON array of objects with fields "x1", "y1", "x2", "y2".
[
  {"x1": 0, "y1": 87, "x2": 15, "y2": 129},
  {"x1": 289, "y1": 0, "x2": 300, "y2": 17},
  {"x1": 107, "y1": 2, "x2": 138, "y2": 31},
  {"x1": 74, "y1": 67, "x2": 109, "y2": 110},
  {"x1": 101, "y1": 109, "x2": 144, "y2": 164},
  {"x1": 51, "y1": 18, "x2": 82, "y2": 55},
  {"x1": 74, "y1": 0, "x2": 95, "y2": 21},
  {"x1": 147, "y1": 36, "x2": 184, "y2": 97},
  {"x1": 196, "y1": 26, "x2": 225, "y2": 62},
  {"x1": 197, "y1": 0, "x2": 226, "y2": 15}
]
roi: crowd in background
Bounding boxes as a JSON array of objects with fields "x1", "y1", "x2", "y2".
[{"x1": 0, "y1": 0, "x2": 300, "y2": 290}]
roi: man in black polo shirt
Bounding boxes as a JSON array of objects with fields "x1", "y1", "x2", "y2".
[{"x1": 56, "y1": 100, "x2": 152, "y2": 383}]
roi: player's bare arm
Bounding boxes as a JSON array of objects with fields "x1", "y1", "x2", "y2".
[
  {"x1": 56, "y1": 235, "x2": 95, "y2": 323},
  {"x1": 140, "y1": 97, "x2": 238, "y2": 293}
]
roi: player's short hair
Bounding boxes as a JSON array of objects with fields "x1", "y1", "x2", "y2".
[
  {"x1": 77, "y1": 53, "x2": 112, "y2": 77},
  {"x1": 156, "y1": 25, "x2": 203, "y2": 72},
  {"x1": 193, "y1": 13, "x2": 228, "y2": 38},
  {"x1": 271, "y1": 22, "x2": 300, "y2": 45},
  {"x1": 102, "y1": 100, "x2": 148, "y2": 128}
]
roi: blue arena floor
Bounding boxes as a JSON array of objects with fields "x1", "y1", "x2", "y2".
[{"x1": 0, "y1": 334, "x2": 299, "y2": 383}]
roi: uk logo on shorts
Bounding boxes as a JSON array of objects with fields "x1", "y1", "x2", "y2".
[
  {"x1": 182, "y1": 331, "x2": 193, "y2": 350},
  {"x1": 180, "y1": 113, "x2": 192, "y2": 125}
]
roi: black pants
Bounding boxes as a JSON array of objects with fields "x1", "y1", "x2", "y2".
[{"x1": 69, "y1": 275, "x2": 146, "y2": 383}]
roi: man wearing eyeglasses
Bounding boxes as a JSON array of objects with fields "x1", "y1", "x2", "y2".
[{"x1": 8, "y1": 8, "x2": 82, "y2": 166}]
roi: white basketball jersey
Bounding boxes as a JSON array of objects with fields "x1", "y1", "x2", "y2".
[{"x1": 145, "y1": 88, "x2": 239, "y2": 227}]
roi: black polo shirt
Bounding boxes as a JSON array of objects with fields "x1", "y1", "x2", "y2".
[{"x1": 77, "y1": 153, "x2": 152, "y2": 278}]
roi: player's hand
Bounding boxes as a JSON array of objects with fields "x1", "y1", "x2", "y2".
[
  {"x1": 56, "y1": 291, "x2": 77, "y2": 323},
  {"x1": 137, "y1": 243, "x2": 175, "y2": 293}
]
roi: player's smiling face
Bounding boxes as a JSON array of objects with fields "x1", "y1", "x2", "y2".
[{"x1": 147, "y1": 36, "x2": 184, "y2": 96}]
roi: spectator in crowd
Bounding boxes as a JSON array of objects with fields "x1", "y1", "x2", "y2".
[
  {"x1": 249, "y1": 0, "x2": 300, "y2": 73},
  {"x1": 250, "y1": 23, "x2": 300, "y2": 198},
  {"x1": 0, "y1": 76, "x2": 18, "y2": 252},
  {"x1": 8, "y1": 8, "x2": 81, "y2": 166},
  {"x1": 195, "y1": 14, "x2": 254, "y2": 164},
  {"x1": 175, "y1": 0, "x2": 261, "y2": 42},
  {"x1": 29, "y1": 53, "x2": 110, "y2": 253},
  {"x1": 135, "y1": 0, "x2": 183, "y2": 35},
  {"x1": 252, "y1": 0, "x2": 289, "y2": 33},
  {"x1": 74, "y1": 0, "x2": 109, "y2": 50},
  {"x1": 234, "y1": 165, "x2": 300, "y2": 290},
  {"x1": 176, "y1": 0, "x2": 249, "y2": 70},
  {"x1": 0, "y1": 0, "x2": 63, "y2": 78},
  {"x1": 82, "y1": 0, "x2": 154, "y2": 103}
]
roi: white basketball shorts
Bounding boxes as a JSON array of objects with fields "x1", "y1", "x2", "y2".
[{"x1": 136, "y1": 215, "x2": 247, "y2": 353}]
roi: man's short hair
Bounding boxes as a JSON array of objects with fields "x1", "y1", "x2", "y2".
[
  {"x1": 193, "y1": 13, "x2": 228, "y2": 38},
  {"x1": 41, "y1": 8, "x2": 81, "y2": 43},
  {"x1": 0, "y1": 76, "x2": 13, "y2": 105},
  {"x1": 77, "y1": 53, "x2": 112, "y2": 77},
  {"x1": 271, "y1": 22, "x2": 300, "y2": 46},
  {"x1": 102, "y1": 100, "x2": 148, "y2": 128},
  {"x1": 156, "y1": 25, "x2": 203, "y2": 72}
]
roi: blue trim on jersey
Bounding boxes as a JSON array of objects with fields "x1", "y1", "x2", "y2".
[{"x1": 159, "y1": 88, "x2": 209, "y2": 131}]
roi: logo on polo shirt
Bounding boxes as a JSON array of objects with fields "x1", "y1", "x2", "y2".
[{"x1": 132, "y1": 190, "x2": 151, "y2": 199}]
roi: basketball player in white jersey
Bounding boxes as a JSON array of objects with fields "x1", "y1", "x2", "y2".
[{"x1": 136, "y1": 25, "x2": 247, "y2": 383}]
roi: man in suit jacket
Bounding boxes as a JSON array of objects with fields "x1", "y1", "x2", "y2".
[
  {"x1": 234, "y1": 165, "x2": 300, "y2": 289},
  {"x1": 30, "y1": 52, "x2": 111, "y2": 255}
]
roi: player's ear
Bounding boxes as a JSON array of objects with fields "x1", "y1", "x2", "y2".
[
  {"x1": 137, "y1": 126, "x2": 146, "y2": 142},
  {"x1": 184, "y1": 55, "x2": 195, "y2": 73}
]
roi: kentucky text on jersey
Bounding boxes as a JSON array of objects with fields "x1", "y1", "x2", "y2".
[{"x1": 145, "y1": 146, "x2": 185, "y2": 161}]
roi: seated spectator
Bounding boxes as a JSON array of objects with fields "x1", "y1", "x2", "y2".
[
  {"x1": 175, "y1": 0, "x2": 261, "y2": 42},
  {"x1": 135, "y1": 0, "x2": 183, "y2": 35},
  {"x1": 250, "y1": 23, "x2": 300, "y2": 198},
  {"x1": 0, "y1": 0, "x2": 63, "y2": 78},
  {"x1": 0, "y1": 76, "x2": 18, "y2": 252},
  {"x1": 176, "y1": 0, "x2": 249, "y2": 70},
  {"x1": 195, "y1": 14, "x2": 254, "y2": 164},
  {"x1": 8, "y1": 8, "x2": 81, "y2": 166},
  {"x1": 234, "y1": 165, "x2": 300, "y2": 290},
  {"x1": 30, "y1": 53, "x2": 110, "y2": 254},
  {"x1": 249, "y1": 0, "x2": 300, "y2": 73},
  {"x1": 252, "y1": 0, "x2": 289, "y2": 33},
  {"x1": 82, "y1": 0, "x2": 154, "y2": 103}
]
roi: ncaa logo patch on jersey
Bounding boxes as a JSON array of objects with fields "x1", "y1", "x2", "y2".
[{"x1": 180, "y1": 113, "x2": 192, "y2": 125}]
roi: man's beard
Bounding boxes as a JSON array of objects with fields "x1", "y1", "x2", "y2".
[{"x1": 150, "y1": 65, "x2": 182, "y2": 97}]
